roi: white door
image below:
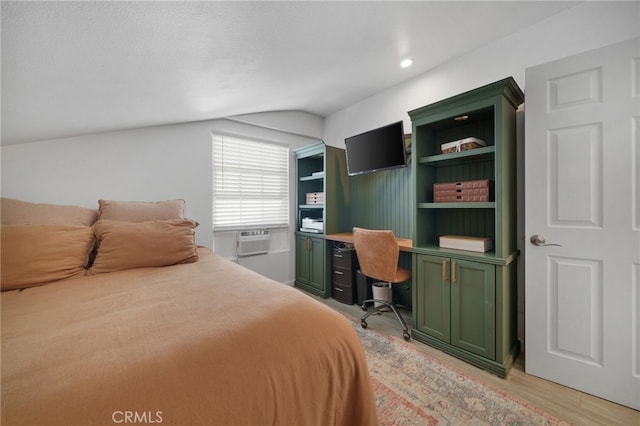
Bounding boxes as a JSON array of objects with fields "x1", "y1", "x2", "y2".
[{"x1": 525, "y1": 37, "x2": 640, "y2": 410}]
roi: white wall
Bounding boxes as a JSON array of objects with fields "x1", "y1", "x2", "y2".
[
  {"x1": 0, "y1": 111, "x2": 323, "y2": 283},
  {"x1": 323, "y1": 1, "x2": 640, "y2": 147},
  {"x1": 1, "y1": 121, "x2": 214, "y2": 245}
]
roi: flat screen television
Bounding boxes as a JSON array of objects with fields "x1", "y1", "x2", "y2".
[{"x1": 344, "y1": 121, "x2": 406, "y2": 176}]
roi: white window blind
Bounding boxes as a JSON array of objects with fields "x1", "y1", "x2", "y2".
[{"x1": 213, "y1": 134, "x2": 289, "y2": 229}]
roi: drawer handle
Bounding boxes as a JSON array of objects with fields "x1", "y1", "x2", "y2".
[
  {"x1": 334, "y1": 253, "x2": 343, "y2": 258},
  {"x1": 334, "y1": 270, "x2": 344, "y2": 275},
  {"x1": 334, "y1": 287, "x2": 344, "y2": 292}
]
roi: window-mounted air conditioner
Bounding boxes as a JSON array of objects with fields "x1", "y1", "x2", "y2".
[{"x1": 236, "y1": 230, "x2": 270, "y2": 257}]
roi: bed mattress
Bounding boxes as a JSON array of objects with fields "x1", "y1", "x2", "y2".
[{"x1": 1, "y1": 248, "x2": 378, "y2": 425}]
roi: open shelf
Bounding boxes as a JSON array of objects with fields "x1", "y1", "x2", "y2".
[
  {"x1": 300, "y1": 175, "x2": 324, "y2": 182},
  {"x1": 418, "y1": 145, "x2": 495, "y2": 165},
  {"x1": 412, "y1": 100, "x2": 500, "y2": 253},
  {"x1": 419, "y1": 202, "x2": 495, "y2": 209}
]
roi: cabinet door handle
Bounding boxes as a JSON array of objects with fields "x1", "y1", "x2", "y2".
[
  {"x1": 442, "y1": 260, "x2": 448, "y2": 281},
  {"x1": 452, "y1": 261, "x2": 457, "y2": 284}
]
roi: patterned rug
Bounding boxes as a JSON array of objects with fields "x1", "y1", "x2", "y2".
[{"x1": 351, "y1": 320, "x2": 569, "y2": 426}]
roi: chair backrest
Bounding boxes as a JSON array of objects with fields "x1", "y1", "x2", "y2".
[{"x1": 352, "y1": 227, "x2": 400, "y2": 283}]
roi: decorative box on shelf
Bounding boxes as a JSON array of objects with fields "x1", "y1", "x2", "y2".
[
  {"x1": 439, "y1": 235, "x2": 493, "y2": 252},
  {"x1": 433, "y1": 179, "x2": 493, "y2": 202},
  {"x1": 306, "y1": 192, "x2": 324, "y2": 204},
  {"x1": 440, "y1": 137, "x2": 486, "y2": 154}
]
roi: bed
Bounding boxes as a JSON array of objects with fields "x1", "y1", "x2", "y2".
[{"x1": 1, "y1": 198, "x2": 378, "y2": 426}]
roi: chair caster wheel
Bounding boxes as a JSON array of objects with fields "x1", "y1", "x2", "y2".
[
  {"x1": 360, "y1": 304, "x2": 368, "y2": 311},
  {"x1": 403, "y1": 332, "x2": 411, "y2": 341},
  {"x1": 361, "y1": 320, "x2": 368, "y2": 329}
]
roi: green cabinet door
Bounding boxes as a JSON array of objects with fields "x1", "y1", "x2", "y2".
[
  {"x1": 308, "y1": 236, "x2": 326, "y2": 292},
  {"x1": 295, "y1": 234, "x2": 312, "y2": 287},
  {"x1": 295, "y1": 235, "x2": 327, "y2": 297},
  {"x1": 450, "y1": 259, "x2": 495, "y2": 359},
  {"x1": 414, "y1": 254, "x2": 451, "y2": 342},
  {"x1": 414, "y1": 254, "x2": 495, "y2": 359}
]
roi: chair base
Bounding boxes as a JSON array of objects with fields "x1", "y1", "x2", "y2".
[{"x1": 360, "y1": 298, "x2": 411, "y2": 341}]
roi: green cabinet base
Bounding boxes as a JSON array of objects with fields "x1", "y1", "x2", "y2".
[
  {"x1": 411, "y1": 329, "x2": 520, "y2": 378},
  {"x1": 295, "y1": 234, "x2": 329, "y2": 298}
]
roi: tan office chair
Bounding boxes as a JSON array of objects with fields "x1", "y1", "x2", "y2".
[{"x1": 352, "y1": 227, "x2": 411, "y2": 340}]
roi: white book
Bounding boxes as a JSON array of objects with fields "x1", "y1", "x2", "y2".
[
  {"x1": 300, "y1": 227, "x2": 322, "y2": 233},
  {"x1": 439, "y1": 235, "x2": 492, "y2": 252}
]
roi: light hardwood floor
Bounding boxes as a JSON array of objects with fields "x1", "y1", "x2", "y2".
[{"x1": 311, "y1": 294, "x2": 640, "y2": 426}]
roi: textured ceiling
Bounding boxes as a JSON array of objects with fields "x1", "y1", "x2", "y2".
[{"x1": 1, "y1": 1, "x2": 579, "y2": 145}]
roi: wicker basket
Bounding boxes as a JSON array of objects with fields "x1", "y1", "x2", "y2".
[{"x1": 440, "y1": 137, "x2": 486, "y2": 154}]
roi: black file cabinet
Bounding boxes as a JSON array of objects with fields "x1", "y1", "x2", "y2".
[{"x1": 331, "y1": 246, "x2": 357, "y2": 304}]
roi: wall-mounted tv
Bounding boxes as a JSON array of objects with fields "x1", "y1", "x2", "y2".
[{"x1": 344, "y1": 121, "x2": 407, "y2": 176}]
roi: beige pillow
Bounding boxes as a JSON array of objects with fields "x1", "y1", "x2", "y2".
[
  {"x1": 1, "y1": 224, "x2": 95, "y2": 291},
  {"x1": 98, "y1": 199, "x2": 185, "y2": 222},
  {"x1": 89, "y1": 219, "x2": 198, "y2": 274},
  {"x1": 0, "y1": 198, "x2": 99, "y2": 226}
]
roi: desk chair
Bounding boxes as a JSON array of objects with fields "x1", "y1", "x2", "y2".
[{"x1": 352, "y1": 227, "x2": 411, "y2": 341}]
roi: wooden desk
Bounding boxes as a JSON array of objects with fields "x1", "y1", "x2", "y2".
[{"x1": 325, "y1": 232, "x2": 413, "y2": 252}]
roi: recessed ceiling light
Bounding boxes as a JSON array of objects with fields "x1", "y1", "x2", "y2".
[{"x1": 400, "y1": 58, "x2": 413, "y2": 68}]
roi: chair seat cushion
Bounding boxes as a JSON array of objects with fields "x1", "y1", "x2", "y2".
[{"x1": 393, "y1": 266, "x2": 412, "y2": 284}]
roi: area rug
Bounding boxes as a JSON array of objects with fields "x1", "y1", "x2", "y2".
[{"x1": 351, "y1": 320, "x2": 569, "y2": 426}]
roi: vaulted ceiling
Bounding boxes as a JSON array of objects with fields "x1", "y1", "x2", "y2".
[{"x1": 1, "y1": 1, "x2": 579, "y2": 145}]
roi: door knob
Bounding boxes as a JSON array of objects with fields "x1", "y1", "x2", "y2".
[{"x1": 530, "y1": 234, "x2": 562, "y2": 247}]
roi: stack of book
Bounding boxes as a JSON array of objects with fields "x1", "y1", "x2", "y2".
[
  {"x1": 433, "y1": 179, "x2": 493, "y2": 202},
  {"x1": 439, "y1": 235, "x2": 493, "y2": 252}
]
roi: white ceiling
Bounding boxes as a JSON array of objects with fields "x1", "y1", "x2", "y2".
[{"x1": 1, "y1": 1, "x2": 579, "y2": 145}]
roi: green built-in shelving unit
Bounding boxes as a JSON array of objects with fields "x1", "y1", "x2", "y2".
[{"x1": 409, "y1": 77, "x2": 524, "y2": 377}]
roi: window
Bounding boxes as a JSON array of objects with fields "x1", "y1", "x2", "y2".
[{"x1": 213, "y1": 134, "x2": 289, "y2": 230}]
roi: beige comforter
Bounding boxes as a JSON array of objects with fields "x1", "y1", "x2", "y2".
[{"x1": 1, "y1": 248, "x2": 378, "y2": 425}]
